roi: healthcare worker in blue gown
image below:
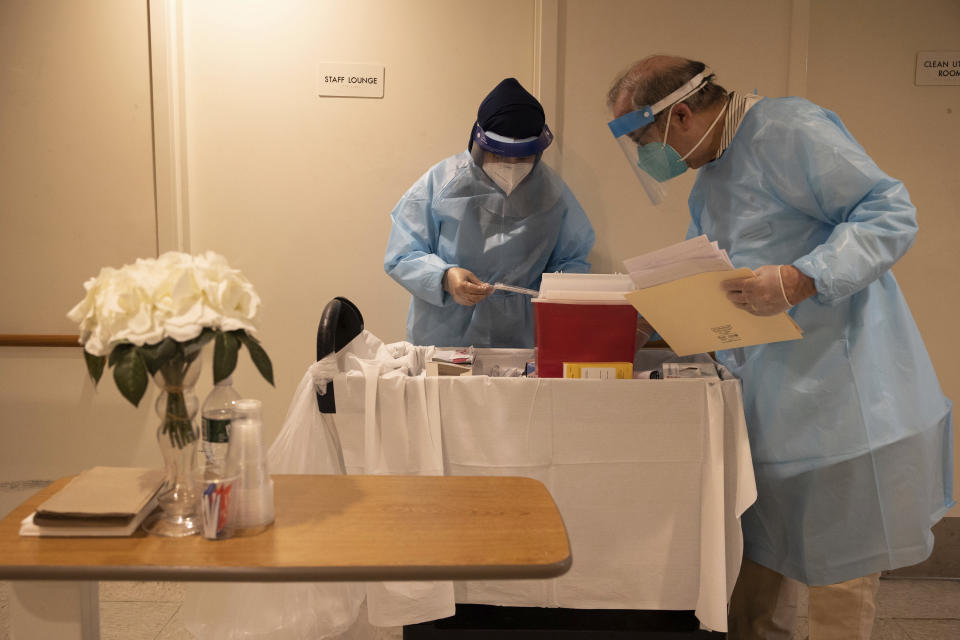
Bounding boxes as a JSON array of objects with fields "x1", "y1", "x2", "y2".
[
  {"x1": 384, "y1": 78, "x2": 595, "y2": 348},
  {"x1": 608, "y1": 55, "x2": 953, "y2": 639}
]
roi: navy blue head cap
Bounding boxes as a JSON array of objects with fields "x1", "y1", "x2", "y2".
[{"x1": 468, "y1": 78, "x2": 545, "y2": 150}]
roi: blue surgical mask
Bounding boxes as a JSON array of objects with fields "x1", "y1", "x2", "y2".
[
  {"x1": 635, "y1": 141, "x2": 688, "y2": 183},
  {"x1": 635, "y1": 101, "x2": 728, "y2": 183}
]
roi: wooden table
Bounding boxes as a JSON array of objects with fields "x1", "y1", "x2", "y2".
[{"x1": 0, "y1": 474, "x2": 571, "y2": 638}]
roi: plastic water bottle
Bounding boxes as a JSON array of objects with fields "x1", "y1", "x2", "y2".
[{"x1": 200, "y1": 376, "x2": 241, "y2": 476}]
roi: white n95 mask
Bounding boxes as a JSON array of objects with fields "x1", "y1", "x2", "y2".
[{"x1": 483, "y1": 159, "x2": 534, "y2": 195}]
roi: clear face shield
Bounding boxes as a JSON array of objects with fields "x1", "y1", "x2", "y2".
[
  {"x1": 607, "y1": 68, "x2": 713, "y2": 205},
  {"x1": 470, "y1": 122, "x2": 553, "y2": 161},
  {"x1": 470, "y1": 123, "x2": 554, "y2": 195}
]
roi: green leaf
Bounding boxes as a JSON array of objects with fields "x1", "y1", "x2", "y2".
[
  {"x1": 112, "y1": 347, "x2": 149, "y2": 406},
  {"x1": 237, "y1": 331, "x2": 275, "y2": 386},
  {"x1": 182, "y1": 327, "x2": 215, "y2": 360},
  {"x1": 213, "y1": 331, "x2": 240, "y2": 384},
  {"x1": 83, "y1": 351, "x2": 106, "y2": 385},
  {"x1": 108, "y1": 343, "x2": 132, "y2": 368},
  {"x1": 138, "y1": 338, "x2": 178, "y2": 375}
]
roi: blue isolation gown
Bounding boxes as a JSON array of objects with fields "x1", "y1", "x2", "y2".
[
  {"x1": 688, "y1": 97, "x2": 954, "y2": 585},
  {"x1": 384, "y1": 151, "x2": 595, "y2": 347}
]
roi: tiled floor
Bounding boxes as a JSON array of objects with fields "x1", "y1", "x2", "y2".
[
  {"x1": 96, "y1": 581, "x2": 188, "y2": 640},
  {"x1": 2, "y1": 486, "x2": 958, "y2": 639},
  {"x1": 2, "y1": 576, "x2": 957, "y2": 638},
  {"x1": 0, "y1": 580, "x2": 403, "y2": 639},
  {"x1": 794, "y1": 578, "x2": 960, "y2": 639}
]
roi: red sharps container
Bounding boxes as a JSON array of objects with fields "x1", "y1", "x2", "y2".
[{"x1": 533, "y1": 274, "x2": 638, "y2": 379}]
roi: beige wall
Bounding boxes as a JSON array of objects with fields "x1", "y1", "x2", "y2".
[
  {"x1": 0, "y1": 0, "x2": 157, "y2": 334},
  {"x1": 0, "y1": 0, "x2": 159, "y2": 478},
  {"x1": 1, "y1": 0, "x2": 957, "y2": 515}
]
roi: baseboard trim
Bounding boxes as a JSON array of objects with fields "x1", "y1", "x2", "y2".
[{"x1": 0, "y1": 480, "x2": 52, "y2": 491}]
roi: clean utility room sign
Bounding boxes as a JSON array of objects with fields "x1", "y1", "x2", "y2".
[
  {"x1": 916, "y1": 51, "x2": 960, "y2": 86},
  {"x1": 318, "y1": 63, "x2": 384, "y2": 97}
]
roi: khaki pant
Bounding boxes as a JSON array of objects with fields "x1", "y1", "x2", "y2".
[{"x1": 728, "y1": 557, "x2": 880, "y2": 640}]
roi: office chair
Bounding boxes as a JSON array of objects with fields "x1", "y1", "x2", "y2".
[{"x1": 315, "y1": 296, "x2": 364, "y2": 414}]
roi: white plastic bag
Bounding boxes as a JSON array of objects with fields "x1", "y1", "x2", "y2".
[
  {"x1": 183, "y1": 330, "x2": 452, "y2": 639},
  {"x1": 182, "y1": 357, "x2": 365, "y2": 640},
  {"x1": 181, "y1": 579, "x2": 364, "y2": 640},
  {"x1": 267, "y1": 358, "x2": 348, "y2": 475}
]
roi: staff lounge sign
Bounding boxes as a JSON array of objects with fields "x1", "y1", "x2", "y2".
[
  {"x1": 916, "y1": 51, "x2": 960, "y2": 86},
  {"x1": 318, "y1": 63, "x2": 385, "y2": 97}
]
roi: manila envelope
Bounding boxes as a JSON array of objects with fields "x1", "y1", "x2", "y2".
[{"x1": 624, "y1": 268, "x2": 803, "y2": 356}]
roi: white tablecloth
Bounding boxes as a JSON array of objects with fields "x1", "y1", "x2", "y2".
[
  {"x1": 330, "y1": 373, "x2": 757, "y2": 632},
  {"x1": 184, "y1": 334, "x2": 757, "y2": 638}
]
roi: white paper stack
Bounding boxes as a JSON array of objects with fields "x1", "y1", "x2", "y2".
[
  {"x1": 623, "y1": 234, "x2": 733, "y2": 289},
  {"x1": 537, "y1": 272, "x2": 636, "y2": 302}
]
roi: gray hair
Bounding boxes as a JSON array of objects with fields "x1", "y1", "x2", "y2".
[{"x1": 607, "y1": 56, "x2": 727, "y2": 123}]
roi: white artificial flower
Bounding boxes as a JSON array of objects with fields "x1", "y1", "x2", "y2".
[
  {"x1": 194, "y1": 251, "x2": 260, "y2": 333},
  {"x1": 67, "y1": 251, "x2": 263, "y2": 356}
]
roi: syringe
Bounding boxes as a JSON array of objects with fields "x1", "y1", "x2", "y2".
[{"x1": 492, "y1": 282, "x2": 539, "y2": 297}]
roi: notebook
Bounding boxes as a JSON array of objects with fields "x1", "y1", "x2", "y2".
[{"x1": 20, "y1": 466, "x2": 164, "y2": 537}]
